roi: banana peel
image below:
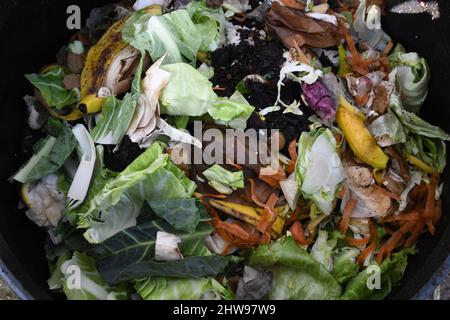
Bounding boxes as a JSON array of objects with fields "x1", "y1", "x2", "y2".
[
  {"x1": 208, "y1": 199, "x2": 285, "y2": 238},
  {"x1": 337, "y1": 96, "x2": 389, "y2": 169},
  {"x1": 80, "y1": 18, "x2": 129, "y2": 114}
]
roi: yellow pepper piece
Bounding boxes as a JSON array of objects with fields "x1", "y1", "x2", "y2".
[
  {"x1": 208, "y1": 200, "x2": 285, "y2": 238},
  {"x1": 337, "y1": 97, "x2": 389, "y2": 169},
  {"x1": 406, "y1": 154, "x2": 437, "y2": 175}
]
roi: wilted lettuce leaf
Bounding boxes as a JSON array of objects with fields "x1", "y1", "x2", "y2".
[
  {"x1": 311, "y1": 230, "x2": 344, "y2": 271},
  {"x1": 186, "y1": 0, "x2": 226, "y2": 51},
  {"x1": 12, "y1": 120, "x2": 76, "y2": 183},
  {"x1": 135, "y1": 276, "x2": 233, "y2": 300},
  {"x1": 208, "y1": 91, "x2": 255, "y2": 129},
  {"x1": 89, "y1": 218, "x2": 236, "y2": 284},
  {"x1": 404, "y1": 134, "x2": 447, "y2": 174},
  {"x1": 331, "y1": 247, "x2": 360, "y2": 285},
  {"x1": 368, "y1": 110, "x2": 407, "y2": 147},
  {"x1": 60, "y1": 252, "x2": 128, "y2": 300},
  {"x1": 148, "y1": 198, "x2": 209, "y2": 233},
  {"x1": 390, "y1": 91, "x2": 450, "y2": 141},
  {"x1": 249, "y1": 237, "x2": 342, "y2": 299},
  {"x1": 341, "y1": 247, "x2": 415, "y2": 300},
  {"x1": 91, "y1": 95, "x2": 137, "y2": 145},
  {"x1": 160, "y1": 63, "x2": 217, "y2": 116},
  {"x1": 25, "y1": 67, "x2": 79, "y2": 110},
  {"x1": 202, "y1": 164, "x2": 245, "y2": 194},
  {"x1": 389, "y1": 44, "x2": 430, "y2": 113},
  {"x1": 77, "y1": 143, "x2": 197, "y2": 243},
  {"x1": 123, "y1": 8, "x2": 218, "y2": 65}
]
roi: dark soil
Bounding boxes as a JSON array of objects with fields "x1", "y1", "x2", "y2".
[
  {"x1": 211, "y1": 18, "x2": 313, "y2": 150},
  {"x1": 244, "y1": 80, "x2": 314, "y2": 153},
  {"x1": 103, "y1": 136, "x2": 145, "y2": 172},
  {"x1": 211, "y1": 32, "x2": 284, "y2": 97}
]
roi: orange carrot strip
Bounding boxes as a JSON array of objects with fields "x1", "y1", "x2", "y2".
[
  {"x1": 248, "y1": 178, "x2": 266, "y2": 207},
  {"x1": 287, "y1": 139, "x2": 298, "y2": 175},
  {"x1": 373, "y1": 184, "x2": 401, "y2": 201},
  {"x1": 357, "y1": 242, "x2": 377, "y2": 265},
  {"x1": 339, "y1": 198, "x2": 358, "y2": 234},
  {"x1": 290, "y1": 220, "x2": 312, "y2": 246},
  {"x1": 257, "y1": 194, "x2": 279, "y2": 233},
  {"x1": 423, "y1": 175, "x2": 439, "y2": 235},
  {"x1": 404, "y1": 220, "x2": 425, "y2": 248},
  {"x1": 376, "y1": 221, "x2": 414, "y2": 264},
  {"x1": 346, "y1": 236, "x2": 370, "y2": 246}
]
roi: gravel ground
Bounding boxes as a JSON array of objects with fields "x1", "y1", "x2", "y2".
[
  {"x1": 0, "y1": 279, "x2": 18, "y2": 300},
  {"x1": 1, "y1": 275, "x2": 449, "y2": 300}
]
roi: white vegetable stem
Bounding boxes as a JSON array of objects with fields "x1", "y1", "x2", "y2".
[
  {"x1": 155, "y1": 231, "x2": 183, "y2": 261},
  {"x1": 67, "y1": 124, "x2": 96, "y2": 208}
]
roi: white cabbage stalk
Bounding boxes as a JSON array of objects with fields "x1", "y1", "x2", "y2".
[
  {"x1": 280, "y1": 173, "x2": 300, "y2": 210},
  {"x1": 24, "y1": 174, "x2": 65, "y2": 227},
  {"x1": 67, "y1": 124, "x2": 96, "y2": 208},
  {"x1": 155, "y1": 231, "x2": 183, "y2": 261}
]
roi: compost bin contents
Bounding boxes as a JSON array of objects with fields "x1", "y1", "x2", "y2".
[{"x1": 11, "y1": 0, "x2": 449, "y2": 300}]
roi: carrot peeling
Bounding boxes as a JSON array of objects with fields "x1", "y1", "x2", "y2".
[{"x1": 339, "y1": 197, "x2": 358, "y2": 234}]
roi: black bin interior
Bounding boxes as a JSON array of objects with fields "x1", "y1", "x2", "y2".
[{"x1": 0, "y1": 0, "x2": 449, "y2": 299}]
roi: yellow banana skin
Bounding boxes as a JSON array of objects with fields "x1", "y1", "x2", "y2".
[
  {"x1": 81, "y1": 18, "x2": 128, "y2": 99},
  {"x1": 79, "y1": 95, "x2": 106, "y2": 114}
]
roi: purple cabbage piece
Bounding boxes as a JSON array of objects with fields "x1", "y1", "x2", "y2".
[{"x1": 302, "y1": 80, "x2": 336, "y2": 123}]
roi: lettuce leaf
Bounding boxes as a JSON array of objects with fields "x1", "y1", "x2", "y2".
[
  {"x1": 135, "y1": 277, "x2": 233, "y2": 300},
  {"x1": 389, "y1": 44, "x2": 430, "y2": 113},
  {"x1": 186, "y1": 0, "x2": 227, "y2": 51},
  {"x1": 331, "y1": 247, "x2": 360, "y2": 285},
  {"x1": 341, "y1": 247, "x2": 415, "y2": 300},
  {"x1": 208, "y1": 91, "x2": 255, "y2": 130},
  {"x1": 160, "y1": 63, "x2": 217, "y2": 116},
  {"x1": 25, "y1": 67, "x2": 80, "y2": 110},
  {"x1": 12, "y1": 120, "x2": 76, "y2": 183},
  {"x1": 311, "y1": 230, "x2": 344, "y2": 272},
  {"x1": 404, "y1": 134, "x2": 447, "y2": 174},
  {"x1": 91, "y1": 95, "x2": 138, "y2": 145},
  {"x1": 77, "y1": 143, "x2": 197, "y2": 243},
  {"x1": 390, "y1": 91, "x2": 450, "y2": 141},
  {"x1": 60, "y1": 252, "x2": 128, "y2": 300},
  {"x1": 249, "y1": 237, "x2": 342, "y2": 299},
  {"x1": 123, "y1": 7, "x2": 223, "y2": 65},
  {"x1": 203, "y1": 164, "x2": 244, "y2": 194},
  {"x1": 148, "y1": 198, "x2": 208, "y2": 233},
  {"x1": 368, "y1": 109, "x2": 407, "y2": 147},
  {"x1": 296, "y1": 128, "x2": 346, "y2": 215}
]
